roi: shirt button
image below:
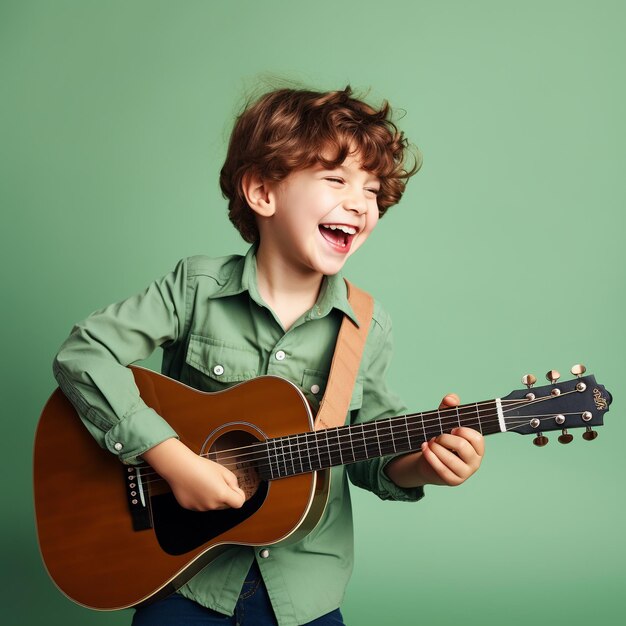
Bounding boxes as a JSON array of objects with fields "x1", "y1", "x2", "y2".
[
  {"x1": 275, "y1": 350, "x2": 286, "y2": 361},
  {"x1": 259, "y1": 549, "x2": 270, "y2": 559},
  {"x1": 213, "y1": 364, "x2": 224, "y2": 376},
  {"x1": 114, "y1": 442, "x2": 123, "y2": 451},
  {"x1": 310, "y1": 384, "x2": 320, "y2": 395}
]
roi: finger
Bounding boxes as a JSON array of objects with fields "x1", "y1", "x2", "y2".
[
  {"x1": 439, "y1": 393, "x2": 460, "y2": 409},
  {"x1": 221, "y1": 470, "x2": 246, "y2": 508},
  {"x1": 449, "y1": 426, "x2": 485, "y2": 457},
  {"x1": 431, "y1": 432, "x2": 482, "y2": 465},
  {"x1": 222, "y1": 488, "x2": 246, "y2": 509},
  {"x1": 425, "y1": 439, "x2": 473, "y2": 478},
  {"x1": 420, "y1": 441, "x2": 465, "y2": 486}
]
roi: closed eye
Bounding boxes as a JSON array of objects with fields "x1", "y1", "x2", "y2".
[{"x1": 324, "y1": 177, "x2": 344, "y2": 184}]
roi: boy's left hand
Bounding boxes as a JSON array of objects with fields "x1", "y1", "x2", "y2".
[
  {"x1": 385, "y1": 393, "x2": 485, "y2": 488},
  {"x1": 417, "y1": 393, "x2": 485, "y2": 487}
]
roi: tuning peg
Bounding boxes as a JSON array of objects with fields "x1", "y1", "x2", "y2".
[
  {"x1": 533, "y1": 433, "x2": 549, "y2": 447},
  {"x1": 582, "y1": 426, "x2": 598, "y2": 441},
  {"x1": 546, "y1": 370, "x2": 561, "y2": 384},
  {"x1": 571, "y1": 364, "x2": 587, "y2": 378},
  {"x1": 522, "y1": 374, "x2": 537, "y2": 388},
  {"x1": 558, "y1": 429, "x2": 574, "y2": 444}
]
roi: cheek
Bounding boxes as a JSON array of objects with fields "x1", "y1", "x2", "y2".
[{"x1": 364, "y1": 209, "x2": 380, "y2": 235}]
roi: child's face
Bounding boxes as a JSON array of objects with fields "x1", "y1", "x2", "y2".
[{"x1": 261, "y1": 153, "x2": 381, "y2": 278}]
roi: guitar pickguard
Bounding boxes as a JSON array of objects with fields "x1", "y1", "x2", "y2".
[{"x1": 151, "y1": 428, "x2": 269, "y2": 556}]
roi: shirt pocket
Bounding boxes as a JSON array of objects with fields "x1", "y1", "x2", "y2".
[
  {"x1": 184, "y1": 334, "x2": 261, "y2": 391},
  {"x1": 301, "y1": 369, "x2": 364, "y2": 415}
]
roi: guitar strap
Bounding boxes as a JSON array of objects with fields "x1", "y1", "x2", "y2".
[{"x1": 314, "y1": 279, "x2": 374, "y2": 431}]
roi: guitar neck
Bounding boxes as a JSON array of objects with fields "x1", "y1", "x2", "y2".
[{"x1": 258, "y1": 400, "x2": 502, "y2": 480}]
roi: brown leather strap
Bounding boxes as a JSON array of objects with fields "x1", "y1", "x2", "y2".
[{"x1": 314, "y1": 279, "x2": 374, "y2": 431}]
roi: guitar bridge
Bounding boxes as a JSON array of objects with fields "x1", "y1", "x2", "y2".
[{"x1": 124, "y1": 465, "x2": 152, "y2": 531}]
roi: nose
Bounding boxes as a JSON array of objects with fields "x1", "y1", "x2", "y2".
[{"x1": 342, "y1": 188, "x2": 367, "y2": 215}]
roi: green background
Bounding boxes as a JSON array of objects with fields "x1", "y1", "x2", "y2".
[{"x1": 2, "y1": 1, "x2": 624, "y2": 624}]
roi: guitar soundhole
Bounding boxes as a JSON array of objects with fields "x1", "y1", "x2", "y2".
[
  {"x1": 206, "y1": 430, "x2": 263, "y2": 501},
  {"x1": 151, "y1": 429, "x2": 268, "y2": 556}
]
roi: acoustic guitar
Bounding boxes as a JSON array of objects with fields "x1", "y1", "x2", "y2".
[{"x1": 33, "y1": 364, "x2": 611, "y2": 610}]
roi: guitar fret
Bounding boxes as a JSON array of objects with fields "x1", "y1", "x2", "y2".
[
  {"x1": 356, "y1": 423, "x2": 368, "y2": 459},
  {"x1": 404, "y1": 415, "x2": 411, "y2": 450},
  {"x1": 276, "y1": 439, "x2": 282, "y2": 477},
  {"x1": 374, "y1": 422, "x2": 383, "y2": 456},
  {"x1": 367, "y1": 422, "x2": 377, "y2": 459},
  {"x1": 348, "y1": 428, "x2": 356, "y2": 461},
  {"x1": 293, "y1": 434, "x2": 301, "y2": 474},
  {"x1": 457, "y1": 404, "x2": 480, "y2": 433},
  {"x1": 335, "y1": 428, "x2": 344, "y2": 465},
  {"x1": 311, "y1": 431, "x2": 321, "y2": 471},
  {"x1": 304, "y1": 432, "x2": 313, "y2": 473},
  {"x1": 266, "y1": 440, "x2": 275, "y2": 480},
  {"x1": 298, "y1": 433, "x2": 305, "y2": 473},
  {"x1": 475, "y1": 402, "x2": 483, "y2": 434},
  {"x1": 392, "y1": 419, "x2": 409, "y2": 453},
  {"x1": 323, "y1": 429, "x2": 332, "y2": 470},
  {"x1": 390, "y1": 419, "x2": 397, "y2": 453},
  {"x1": 281, "y1": 437, "x2": 288, "y2": 478}
]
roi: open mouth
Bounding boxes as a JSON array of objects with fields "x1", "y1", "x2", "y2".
[{"x1": 318, "y1": 224, "x2": 358, "y2": 251}]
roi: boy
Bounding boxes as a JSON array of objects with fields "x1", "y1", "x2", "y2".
[{"x1": 53, "y1": 86, "x2": 484, "y2": 626}]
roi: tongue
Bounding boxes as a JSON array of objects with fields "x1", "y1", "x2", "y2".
[{"x1": 319, "y1": 227, "x2": 347, "y2": 246}]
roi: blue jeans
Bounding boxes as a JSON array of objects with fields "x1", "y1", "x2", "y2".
[{"x1": 132, "y1": 561, "x2": 345, "y2": 626}]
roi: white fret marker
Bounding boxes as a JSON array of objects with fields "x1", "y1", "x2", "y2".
[{"x1": 496, "y1": 398, "x2": 506, "y2": 432}]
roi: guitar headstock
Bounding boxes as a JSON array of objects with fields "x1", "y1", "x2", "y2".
[{"x1": 501, "y1": 364, "x2": 612, "y2": 445}]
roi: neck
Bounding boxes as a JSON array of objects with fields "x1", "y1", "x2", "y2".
[
  {"x1": 255, "y1": 244, "x2": 324, "y2": 330},
  {"x1": 257, "y1": 399, "x2": 502, "y2": 480}
]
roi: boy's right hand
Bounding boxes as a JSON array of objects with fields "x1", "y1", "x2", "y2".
[{"x1": 142, "y1": 438, "x2": 246, "y2": 511}]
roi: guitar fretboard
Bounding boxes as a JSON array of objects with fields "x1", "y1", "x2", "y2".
[{"x1": 257, "y1": 401, "x2": 501, "y2": 480}]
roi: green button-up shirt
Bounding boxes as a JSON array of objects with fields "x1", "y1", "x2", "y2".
[{"x1": 53, "y1": 246, "x2": 423, "y2": 626}]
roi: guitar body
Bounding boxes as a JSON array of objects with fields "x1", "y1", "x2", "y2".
[{"x1": 33, "y1": 367, "x2": 330, "y2": 610}]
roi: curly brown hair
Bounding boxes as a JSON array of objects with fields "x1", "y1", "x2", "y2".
[{"x1": 220, "y1": 85, "x2": 421, "y2": 243}]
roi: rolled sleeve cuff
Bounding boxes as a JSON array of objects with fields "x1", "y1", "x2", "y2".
[
  {"x1": 378, "y1": 455, "x2": 425, "y2": 502},
  {"x1": 104, "y1": 407, "x2": 178, "y2": 465}
]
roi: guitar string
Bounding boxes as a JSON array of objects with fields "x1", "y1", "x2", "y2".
[
  {"x1": 142, "y1": 391, "x2": 570, "y2": 470},
  {"x1": 198, "y1": 391, "x2": 577, "y2": 463},
  {"x1": 135, "y1": 410, "x2": 587, "y2": 488},
  {"x1": 135, "y1": 393, "x2": 585, "y2": 485},
  {"x1": 133, "y1": 392, "x2": 580, "y2": 485},
  {"x1": 132, "y1": 397, "x2": 536, "y2": 485},
  {"x1": 226, "y1": 411, "x2": 579, "y2": 473}
]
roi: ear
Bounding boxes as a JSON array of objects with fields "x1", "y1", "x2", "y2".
[{"x1": 242, "y1": 172, "x2": 276, "y2": 218}]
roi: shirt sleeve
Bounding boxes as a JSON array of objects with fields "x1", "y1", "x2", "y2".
[
  {"x1": 346, "y1": 304, "x2": 425, "y2": 502},
  {"x1": 52, "y1": 259, "x2": 188, "y2": 465}
]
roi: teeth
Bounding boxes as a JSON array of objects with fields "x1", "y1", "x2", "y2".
[{"x1": 322, "y1": 224, "x2": 357, "y2": 235}]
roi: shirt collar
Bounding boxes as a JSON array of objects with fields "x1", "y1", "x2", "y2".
[{"x1": 211, "y1": 245, "x2": 359, "y2": 326}]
